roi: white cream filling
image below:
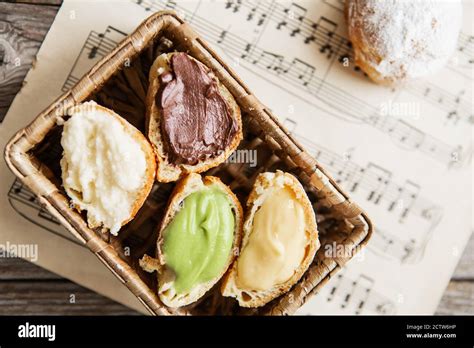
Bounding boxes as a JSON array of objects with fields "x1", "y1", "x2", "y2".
[{"x1": 60, "y1": 101, "x2": 147, "y2": 235}]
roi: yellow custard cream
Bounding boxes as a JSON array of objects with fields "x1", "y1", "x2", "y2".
[{"x1": 236, "y1": 187, "x2": 307, "y2": 290}]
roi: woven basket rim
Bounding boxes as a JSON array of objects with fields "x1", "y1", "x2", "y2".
[{"x1": 4, "y1": 10, "x2": 373, "y2": 315}]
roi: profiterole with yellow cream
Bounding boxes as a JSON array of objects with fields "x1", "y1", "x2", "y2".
[{"x1": 221, "y1": 170, "x2": 320, "y2": 307}]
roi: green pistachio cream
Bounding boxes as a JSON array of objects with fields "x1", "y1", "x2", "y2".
[{"x1": 162, "y1": 187, "x2": 235, "y2": 294}]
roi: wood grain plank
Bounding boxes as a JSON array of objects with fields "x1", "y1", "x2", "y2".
[
  {"x1": 0, "y1": 2, "x2": 59, "y2": 121},
  {"x1": 0, "y1": 256, "x2": 138, "y2": 314},
  {"x1": 452, "y1": 232, "x2": 474, "y2": 279},
  {"x1": 0, "y1": 280, "x2": 139, "y2": 315},
  {"x1": 9, "y1": 1, "x2": 62, "y2": 5},
  {"x1": 435, "y1": 281, "x2": 474, "y2": 315}
]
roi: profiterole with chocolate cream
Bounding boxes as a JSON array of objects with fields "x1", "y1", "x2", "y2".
[{"x1": 146, "y1": 52, "x2": 243, "y2": 182}]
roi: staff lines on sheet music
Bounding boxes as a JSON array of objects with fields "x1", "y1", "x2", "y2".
[
  {"x1": 85, "y1": 32, "x2": 120, "y2": 58},
  {"x1": 62, "y1": 27, "x2": 127, "y2": 92},
  {"x1": 136, "y1": 0, "x2": 474, "y2": 115},
  {"x1": 157, "y1": 1, "x2": 460, "y2": 164},
  {"x1": 228, "y1": 0, "x2": 347, "y2": 52},
  {"x1": 288, "y1": 120, "x2": 442, "y2": 263},
  {"x1": 323, "y1": 0, "x2": 344, "y2": 12},
  {"x1": 370, "y1": 209, "x2": 440, "y2": 264},
  {"x1": 326, "y1": 272, "x2": 396, "y2": 314},
  {"x1": 406, "y1": 82, "x2": 473, "y2": 124},
  {"x1": 63, "y1": 76, "x2": 79, "y2": 91},
  {"x1": 132, "y1": 0, "x2": 466, "y2": 166},
  {"x1": 458, "y1": 32, "x2": 474, "y2": 57},
  {"x1": 8, "y1": 179, "x2": 50, "y2": 213},
  {"x1": 134, "y1": 0, "x2": 175, "y2": 12},
  {"x1": 232, "y1": 0, "x2": 474, "y2": 74},
  {"x1": 7, "y1": 180, "x2": 85, "y2": 247},
  {"x1": 294, "y1": 132, "x2": 441, "y2": 222},
  {"x1": 132, "y1": 0, "x2": 473, "y2": 115},
  {"x1": 237, "y1": 0, "x2": 349, "y2": 48},
  {"x1": 370, "y1": 227, "x2": 416, "y2": 263},
  {"x1": 192, "y1": 13, "x2": 396, "y2": 125},
  {"x1": 229, "y1": 0, "x2": 474, "y2": 112},
  {"x1": 191, "y1": 17, "x2": 462, "y2": 164}
]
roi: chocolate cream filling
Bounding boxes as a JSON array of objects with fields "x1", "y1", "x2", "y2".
[{"x1": 157, "y1": 53, "x2": 238, "y2": 165}]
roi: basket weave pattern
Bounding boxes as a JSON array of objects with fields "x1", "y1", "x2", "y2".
[{"x1": 4, "y1": 11, "x2": 372, "y2": 315}]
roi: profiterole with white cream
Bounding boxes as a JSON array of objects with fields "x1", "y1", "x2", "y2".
[{"x1": 60, "y1": 101, "x2": 156, "y2": 235}]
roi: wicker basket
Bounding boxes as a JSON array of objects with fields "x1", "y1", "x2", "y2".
[{"x1": 4, "y1": 11, "x2": 372, "y2": 315}]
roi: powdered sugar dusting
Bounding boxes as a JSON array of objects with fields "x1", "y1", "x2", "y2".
[{"x1": 347, "y1": 0, "x2": 462, "y2": 82}]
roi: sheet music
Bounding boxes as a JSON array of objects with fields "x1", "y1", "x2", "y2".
[{"x1": 0, "y1": 0, "x2": 472, "y2": 314}]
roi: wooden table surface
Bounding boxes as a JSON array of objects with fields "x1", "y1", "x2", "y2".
[{"x1": 0, "y1": 1, "x2": 473, "y2": 315}]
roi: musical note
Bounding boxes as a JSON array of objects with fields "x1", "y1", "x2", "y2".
[
  {"x1": 240, "y1": 43, "x2": 253, "y2": 59},
  {"x1": 389, "y1": 120, "x2": 425, "y2": 150},
  {"x1": 446, "y1": 89, "x2": 466, "y2": 125},
  {"x1": 247, "y1": 4, "x2": 256, "y2": 21},
  {"x1": 316, "y1": 17, "x2": 338, "y2": 59},
  {"x1": 371, "y1": 228, "x2": 395, "y2": 253},
  {"x1": 288, "y1": 58, "x2": 315, "y2": 86},
  {"x1": 400, "y1": 182, "x2": 420, "y2": 220},
  {"x1": 365, "y1": 163, "x2": 391, "y2": 205},
  {"x1": 304, "y1": 23, "x2": 317, "y2": 44},
  {"x1": 226, "y1": 0, "x2": 241, "y2": 13},
  {"x1": 337, "y1": 40, "x2": 353, "y2": 64},
  {"x1": 257, "y1": 12, "x2": 267, "y2": 26},
  {"x1": 388, "y1": 180, "x2": 420, "y2": 222},
  {"x1": 7, "y1": 179, "x2": 84, "y2": 247},
  {"x1": 87, "y1": 32, "x2": 106, "y2": 59},
  {"x1": 258, "y1": 50, "x2": 286, "y2": 74},
  {"x1": 62, "y1": 26, "x2": 127, "y2": 92},
  {"x1": 227, "y1": 1, "x2": 351, "y2": 61},
  {"x1": 217, "y1": 30, "x2": 227, "y2": 44},
  {"x1": 277, "y1": 2, "x2": 307, "y2": 36},
  {"x1": 326, "y1": 273, "x2": 396, "y2": 314},
  {"x1": 164, "y1": 0, "x2": 177, "y2": 10},
  {"x1": 455, "y1": 33, "x2": 474, "y2": 69},
  {"x1": 285, "y1": 118, "x2": 442, "y2": 226},
  {"x1": 408, "y1": 83, "x2": 472, "y2": 125},
  {"x1": 243, "y1": 0, "x2": 273, "y2": 27},
  {"x1": 88, "y1": 45, "x2": 98, "y2": 59},
  {"x1": 446, "y1": 110, "x2": 460, "y2": 125},
  {"x1": 350, "y1": 275, "x2": 375, "y2": 314}
]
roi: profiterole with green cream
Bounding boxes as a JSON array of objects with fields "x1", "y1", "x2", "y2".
[{"x1": 140, "y1": 174, "x2": 243, "y2": 307}]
